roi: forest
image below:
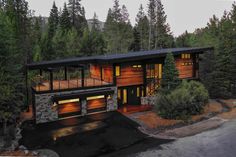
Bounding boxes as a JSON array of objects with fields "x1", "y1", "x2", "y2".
[{"x1": 0, "y1": 0, "x2": 236, "y2": 128}]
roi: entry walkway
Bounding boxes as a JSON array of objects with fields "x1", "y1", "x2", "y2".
[{"x1": 118, "y1": 105, "x2": 153, "y2": 114}]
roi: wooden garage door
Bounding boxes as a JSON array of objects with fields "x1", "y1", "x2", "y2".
[
  {"x1": 58, "y1": 102, "x2": 81, "y2": 118},
  {"x1": 87, "y1": 96, "x2": 106, "y2": 113}
]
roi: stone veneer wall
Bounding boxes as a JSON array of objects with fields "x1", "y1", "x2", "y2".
[
  {"x1": 35, "y1": 86, "x2": 117, "y2": 124},
  {"x1": 141, "y1": 96, "x2": 157, "y2": 106}
]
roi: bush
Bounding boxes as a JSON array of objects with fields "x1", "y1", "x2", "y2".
[{"x1": 155, "y1": 80, "x2": 209, "y2": 120}]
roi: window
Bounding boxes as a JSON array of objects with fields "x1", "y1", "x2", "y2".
[
  {"x1": 123, "y1": 89, "x2": 127, "y2": 104},
  {"x1": 115, "y1": 66, "x2": 120, "y2": 76},
  {"x1": 133, "y1": 65, "x2": 142, "y2": 68},
  {"x1": 118, "y1": 89, "x2": 121, "y2": 99},
  {"x1": 137, "y1": 87, "x2": 140, "y2": 97},
  {"x1": 182, "y1": 62, "x2": 193, "y2": 66},
  {"x1": 181, "y1": 53, "x2": 191, "y2": 59}
]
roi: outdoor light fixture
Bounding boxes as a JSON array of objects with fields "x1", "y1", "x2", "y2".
[
  {"x1": 87, "y1": 95, "x2": 105, "y2": 101},
  {"x1": 58, "y1": 98, "x2": 80, "y2": 104}
]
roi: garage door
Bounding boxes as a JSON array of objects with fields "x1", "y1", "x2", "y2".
[
  {"x1": 58, "y1": 99, "x2": 81, "y2": 118},
  {"x1": 87, "y1": 95, "x2": 107, "y2": 113}
]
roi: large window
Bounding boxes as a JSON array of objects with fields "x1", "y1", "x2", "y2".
[
  {"x1": 115, "y1": 65, "x2": 121, "y2": 76},
  {"x1": 146, "y1": 64, "x2": 162, "y2": 79},
  {"x1": 181, "y1": 53, "x2": 191, "y2": 59}
]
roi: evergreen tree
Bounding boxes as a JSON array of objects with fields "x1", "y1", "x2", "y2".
[
  {"x1": 148, "y1": 0, "x2": 156, "y2": 50},
  {"x1": 48, "y1": 1, "x2": 59, "y2": 39},
  {"x1": 161, "y1": 52, "x2": 180, "y2": 91},
  {"x1": 68, "y1": 0, "x2": 87, "y2": 35},
  {"x1": 135, "y1": 4, "x2": 149, "y2": 50},
  {"x1": 91, "y1": 12, "x2": 100, "y2": 31},
  {"x1": 155, "y1": 0, "x2": 174, "y2": 48},
  {"x1": 59, "y1": 3, "x2": 71, "y2": 31},
  {"x1": 129, "y1": 27, "x2": 141, "y2": 51},
  {"x1": 0, "y1": 10, "x2": 23, "y2": 135}
]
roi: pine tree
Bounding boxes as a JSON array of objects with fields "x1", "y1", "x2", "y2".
[
  {"x1": 48, "y1": 1, "x2": 59, "y2": 39},
  {"x1": 91, "y1": 12, "x2": 100, "y2": 31},
  {"x1": 68, "y1": 0, "x2": 87, "y2": 35},
  {"x1": 112, "y1": 0, "x2": 121, "y2": 22},
  {"x1": 148, "y1": 0, "x2": 156, "y2": 50},
  {"x1": 0, "y1": 10, "x2": 23, "y2": 135},
  {"x1": 135, "y1": 4, "x2": 149, "y2": 50},
  {"x1": 161, "y1": 52, "x2": 180, "y2": 91},
  {"x1": 129, "y1": 27, "x2": 141, "y2": 51},
  {"x1": 59, "y1": 3, "x2": 71, "y2": 31},
  {"x1": 155, "y1": 0, "x2": 174, "y2": 48}
]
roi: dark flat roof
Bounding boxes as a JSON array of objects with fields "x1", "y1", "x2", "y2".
[{"x1": 27, "y1": 47, "x2": 213, "y2": 70}]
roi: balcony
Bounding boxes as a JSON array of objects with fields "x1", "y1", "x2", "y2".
[{"x1": 29, "y1": 64, "x2": 114, "y2": 93}]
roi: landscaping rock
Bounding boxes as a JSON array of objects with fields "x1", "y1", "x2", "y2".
[{"x1": 36, "y1": 149, "x2": 59, "y2": 157}]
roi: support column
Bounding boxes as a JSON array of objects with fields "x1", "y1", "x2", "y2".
[
  {"x1": 113, "y1": 64, "x2": 117, "y2": 85},
  {"x1": 64, "y1": 66, "x2": 67, "y2": 80},
  {"x1": 81, "y1": 68, "x2": 85, "y2": 87},
  {"x1": 50, "y1": 71, "x2": 53, "y2": 91},
  {"x1": 81, "y1": 99, "x2": 87, "y2": 116},
  {"x1": 142, "y1": 63, "x2": 147, "y2": 97}
]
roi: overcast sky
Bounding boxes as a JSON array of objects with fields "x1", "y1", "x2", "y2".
[{"x1": 27, "y1": 0, "x2": 234, "y2": 36}]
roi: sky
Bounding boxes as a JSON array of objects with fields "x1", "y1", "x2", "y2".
[{"x1": 27, "y1": 0, "x2": 235, "y2": 37}]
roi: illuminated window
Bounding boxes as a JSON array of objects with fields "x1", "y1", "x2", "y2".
[
  {"x1": 181, "y1": 53, "x2": 191, "y2": 59},
  {"x1": 133, "y1": 65, "x2": 142, "y2": 68},
  {"x1": 87, "y1": 95, "x2": 105, "y2": 101},
  {"x1": 118, "y1": 89, "x2": 121, "y2": 99},
  {"x1": 123, "y1": 89, "x2": 127, "y2": 104},
  {"x1": 142, "y1": 89, "x2": 144, "y2": 97},
  {"x1": 115, "y1": 66, "x2": 120, "y2": 76},
  {"x1": 158, "y1": 64, "x2": 162, "y2": 79},
  {"x1": 137, "y1": 87, "x2": 140, "y2": 97}
]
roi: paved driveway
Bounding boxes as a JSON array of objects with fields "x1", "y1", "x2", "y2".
[
  {"x1": 20, "y1": 112, "x2": 171, "y2": 157},
  {"x1": 135, "y1": 119, "x2": 236, "y2": 157}
]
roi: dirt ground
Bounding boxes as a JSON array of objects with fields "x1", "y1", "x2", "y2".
[{"x1": 132, "y1": 99, "x2": 224, "y2": 130}]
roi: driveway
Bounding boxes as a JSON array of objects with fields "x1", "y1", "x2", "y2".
[
  {"x1": 134, "y1": 119, "x2": 236, "y2": 157},
  {"x1": 20, "y1": 112, "x2": 171, "y2": 157}
]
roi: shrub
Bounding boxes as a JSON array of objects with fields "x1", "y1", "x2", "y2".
[{"x1": 155, "y1": 80, "x2": 209, "y2": 120}]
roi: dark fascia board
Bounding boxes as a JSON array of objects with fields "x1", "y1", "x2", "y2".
[
  {"x1": 26, "y1": 47, "x2": 214, "y2": 70},
  {"x1": 53, "y1": 88, "x2": 114, "y2": 102}
]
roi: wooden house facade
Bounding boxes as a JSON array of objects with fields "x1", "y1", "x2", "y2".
[{"x1": 26, "y1": 47, "x2": 213, "y2": 123}]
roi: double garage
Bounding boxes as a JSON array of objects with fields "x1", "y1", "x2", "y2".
[{"x1": 53, "y1": 89, "x2": 115, "y2": 119}]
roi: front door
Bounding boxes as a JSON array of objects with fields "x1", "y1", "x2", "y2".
[{"x1": 127, "y1": 86, "x2": 140, "y2": 106}]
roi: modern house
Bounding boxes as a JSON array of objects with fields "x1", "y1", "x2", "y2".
[{"x1": 26, "y1": 47, "x2": 213, "y2": 124}]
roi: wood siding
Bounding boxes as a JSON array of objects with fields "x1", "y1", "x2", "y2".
[
  {"x1": 116, "y1": 64, "x2": 143, "y2": 87},
  {"x1": 58, "y1": 102, "x2": 81, "y2": 115},
  {"x1": 90, "y1": 64, "x2": 113, "y2": 83},
  {"x1": 175, "y1": 56, "x2": 194, "y2": 79},
  {"x1": 87, "y1": 98, "x2": 106, "y2": 110}
]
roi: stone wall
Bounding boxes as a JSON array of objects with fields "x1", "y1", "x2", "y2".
[
  {"x1": 34, "y1": 86, "x2": 117, "y2": 124},
  {"x1": 107, "y1": 87, "x2": 118, "y2": 111},
  {"x1": 141, "y1": 96, "x2": 157, "y2": 106},
  {"x1": 35, "y1": 93, "x2": 58, "y2": 124}
]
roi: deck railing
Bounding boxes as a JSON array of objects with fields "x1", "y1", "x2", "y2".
[{"x1": 31, "y1": 77, "x2": 112, "y2": 92}]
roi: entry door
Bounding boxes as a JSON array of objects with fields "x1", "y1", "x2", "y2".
[{"x1": 127, "y1": 86, "x2": 140, "y2": 105}]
